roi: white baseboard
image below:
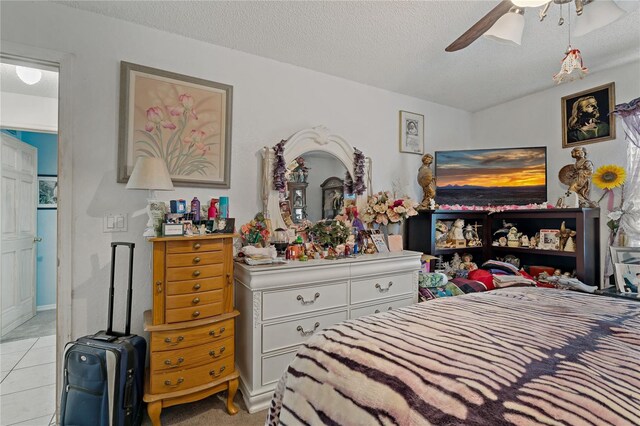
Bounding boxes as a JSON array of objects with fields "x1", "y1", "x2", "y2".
[{"x1": 36, "y1": 304, "x2": 56, "y2": 312}]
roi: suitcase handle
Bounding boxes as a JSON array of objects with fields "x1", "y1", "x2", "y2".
[{"x1": 107, "y1": 242, "x2": 135, "y2": 336}]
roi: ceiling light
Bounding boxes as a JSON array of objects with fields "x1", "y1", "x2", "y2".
[
  {"x1": 484, "y1": 7, "x2": 525, "y2": 46},
  {"x1": 15, "y1": 66, "x2": 42, "y2": 85},
  {"x1": 574, "y1": 0, "x2": 625, "y2": 37},
  {"x1": 511, "y1": 0, "x2": 550, "y2": 7}
]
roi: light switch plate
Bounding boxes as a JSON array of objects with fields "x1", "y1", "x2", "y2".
[{"x1": 103, "y1": 213, "x2": 128, "y2": 232}]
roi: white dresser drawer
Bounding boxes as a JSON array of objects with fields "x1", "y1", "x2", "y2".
[
  {"x1": 262, "y1": 350, "x2": 297, "y2": 386},
  {"x1": 350, "y1": 273, "x2": 414, "y2": 304},
  {"x1": 350, "y1": 296, "x2": 415, "y2": 320},
  {"x1": 262, "y1": 282, "x2": 348, "y2": 321},
  {"x1": 262, "y1": 311, "x2": 348, "y2": 353}
]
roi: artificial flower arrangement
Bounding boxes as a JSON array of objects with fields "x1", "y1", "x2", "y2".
[
  {"x1": 240, "y1": 213, "x2": 271, "y2": 247},
  {"x1": 361, "y1": 191, "x2": 418, "y2": 225},
  {"x1": 308, "y1": 219, "x2": 351, "y2": 248},
  {"x1": 592, "y1": 164, "x2": 627, "y2": 244}
]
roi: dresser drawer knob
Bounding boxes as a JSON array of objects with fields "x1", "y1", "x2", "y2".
[
  {"x1": 374, "y1": 307, "x2": 393, "y2": 314},
  {"x1": 193, "y1": 270, "x2": 201, "y2": 277},
  {"x1": 192, "y1": 297, "x2": 201, "y2": 304},
  {"x1": 193, "y1": 283, "x2": 201, "y2": 290},
  {"x1": 164, "y1": 336, "x2": 184, "y2": 346},
  {"x1": 164, "y1": 357, "x2": 184, "y2": 368},
  {"x1": 375, "y1": 282, "x2": 393, "y2": 293},
  {"x1": 192, "y1": 311, "x2": 200, "y2": 318},
  {"x1": 193, "y1": 257, "x2": 201, "y2": 264},
  {"x1": 296, "y1": 292, "x2": 320, "y2": 305},
  {"x1": 209, "y1": 366, "x2": 226, "y2": 378},
  {"x1": 209, "y1": 327, "x2": 226, "y2": 337},
  {"x1": 193, "y1": 243, "x2": 201, "y2": 249},
  {"x1": 164, "y1": 378, "x2": 184, "y2": 387},
  {"x1": 209, "y1": 347, "x2": 226, "y2": 358},
  {"x1": 296, "y1": 322, "x2": 320, "y2": 336}
]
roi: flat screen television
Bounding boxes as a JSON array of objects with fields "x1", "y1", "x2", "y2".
[{"x1": 435, "y1": 147, "x2": 547, "y2": 206}]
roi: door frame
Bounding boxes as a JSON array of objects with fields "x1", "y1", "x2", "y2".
[{"x1": 1, "y1": 41, "x2": 73, "y2": 415}]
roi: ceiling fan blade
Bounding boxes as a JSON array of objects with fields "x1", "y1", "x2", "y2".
[{"x1": 445, "y1": 0, "x2": 515, "y2": 52}]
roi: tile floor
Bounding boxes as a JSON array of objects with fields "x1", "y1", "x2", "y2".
[{"x1": 0, "y1": 335, "x2": 56, "y2": 425}]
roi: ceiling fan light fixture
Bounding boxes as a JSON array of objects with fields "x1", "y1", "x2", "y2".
[
  {"x1": 483, "y1": 9, "x2": 525, "y2": 45},
  {"x1": 573, "y1": 0, "x2": 625, "y2": 37},
  {"x1": 510, "y1": 0, "x2": 550, "y2": 7}
]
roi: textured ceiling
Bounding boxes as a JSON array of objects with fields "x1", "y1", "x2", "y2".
[
  {"x1": 0, "y1": 63, "x2": 59, "y2": 98},
  {"x1": 57, "y1": 1, "x2": 640, "y2": 112}
]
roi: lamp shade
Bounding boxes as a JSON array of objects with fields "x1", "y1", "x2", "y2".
[
  {"x1": 484, "y1": 10, "x2": 525, "y2": 46},
  {"x1": 126, "y1": 157, "x2": 174, "y2": 191},
  {"x1": 574, "y1": 0, "x2": 625, "y2": 37}
]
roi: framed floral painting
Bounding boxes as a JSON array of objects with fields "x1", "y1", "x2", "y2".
[{"x1": 118, "y1": 62, "x2": 233, "y2": 187}]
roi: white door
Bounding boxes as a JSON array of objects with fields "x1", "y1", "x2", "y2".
[{"x1": 1, "y1": 133, "x2": 38, "y2": 337}]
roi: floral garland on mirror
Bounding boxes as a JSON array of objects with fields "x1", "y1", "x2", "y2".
[
  {"x1": 351, "y1": 148, "x2": 366, "y2": 195},
  {"x1": 272, "y1": 139, "x2": 287, "y2": 193}
]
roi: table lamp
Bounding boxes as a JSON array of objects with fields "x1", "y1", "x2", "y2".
[{"x1": 126, "y1": 157, "x2": 174, "y2": 237}]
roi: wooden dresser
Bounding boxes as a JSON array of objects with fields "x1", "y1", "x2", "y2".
[
  {"x1": 234, "y1": 250, "x2": 422, "y2": 413},
  {"x1": 143, "y1": 235, "x2": 239, "y2": 425}
]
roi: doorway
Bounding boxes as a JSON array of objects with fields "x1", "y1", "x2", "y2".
[{"x1": 0, "y1": 59, "x2": 59, "y2": 425}]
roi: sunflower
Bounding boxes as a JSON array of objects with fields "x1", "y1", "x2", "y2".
[{"x1": 592, "y1": 164, "x2": 626, "y2": 190}]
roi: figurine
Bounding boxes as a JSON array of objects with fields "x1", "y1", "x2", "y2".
[
  {"x1": 446, "y1": 219, "x2": 465, "y2": 243},
  {"x1": 460, "y1": 253, "x2": 478, "y2": 271},
  {"x1": 564, "y1": 236, "x2": 576, "y2": 252},
  {"x1": 507, "y1": 227, "x2": 521, "y2": 247},
  {"x1": 494, "y1": 220, "x2": 516, "y2": 237},
  {"x1": 417, "y1": 153, "x2": 437, "y2": 210},
  {"x1": 529, "y1": 236, "x2": 537, "y2": 248},
  {"x1": 520, "y1": 235, "x2": 530, "y2": 247},
  {"x1": 558, "y1": 147, "x2": 597, "y2": 207},
  {"x1": 499, "y1": 236, "x2": 507, "y2": 247},
  {"x1": 557, "y1": 221, "x2": 577, "y2": 251},
  {"x1": 450, "y1": 253, "x2": 462, "y2": 271}
]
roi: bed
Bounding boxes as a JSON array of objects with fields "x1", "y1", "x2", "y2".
[{"x1": 266, "y1": 287, "x2": 640, "y2": 425}]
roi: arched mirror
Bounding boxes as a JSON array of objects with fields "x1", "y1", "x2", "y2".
[{"x1": 262, "y1": 126, "x2": 370, "y2": 230}]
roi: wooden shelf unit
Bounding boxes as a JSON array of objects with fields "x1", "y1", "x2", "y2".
[{"x1": 405, "y1": 208, "x2": 600, "y2": 286}]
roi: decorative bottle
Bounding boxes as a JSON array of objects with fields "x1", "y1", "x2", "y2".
[{"x1": 190, "y1": 197, "x2": 200, "y2": 221}]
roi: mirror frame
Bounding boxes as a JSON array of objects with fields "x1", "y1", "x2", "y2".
[{"x1": 262, "y1": 126, "x2": 370, "y2": 230}]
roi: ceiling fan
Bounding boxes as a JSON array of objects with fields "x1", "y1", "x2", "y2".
[{"x1": 445, "y1": 0, "x2": 625, "y2": 52}]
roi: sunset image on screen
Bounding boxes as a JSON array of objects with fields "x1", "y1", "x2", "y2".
[{"x1": 435, "y1": 147, "x2": 547, "y2": 206}]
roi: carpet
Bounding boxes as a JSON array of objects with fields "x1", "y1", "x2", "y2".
[{"x1": 142, "y1": 391, "x2": 266, "y2": 425}]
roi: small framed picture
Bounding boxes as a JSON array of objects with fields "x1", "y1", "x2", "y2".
[
  {"x1": 214, "y1": 217, "x2": 235, "y2": 233},
  {"x1": 614, "y1": 263, "x2": 640, "y2": 294},
  {"x1": 610, "y1": 246, "x2": 640, "y2": 265},
  {"x1": 538, "y1": 229, "x2": 560, "y2": 250},
  {"x1": 370, "y1": 230, "x2": 389, "y2": 253},
  {"x1": 561, "y1": 82, "x2": 615, "y2": 148},
  {"x1": 38, "y1": 175, "x2": 58, "y2": 209},
  {"x1": 399, "y1": 110, "x2": 424, "y2": 155},
  {"x1": 162, "y1": 223, "x2": 184, "y2": 237}
]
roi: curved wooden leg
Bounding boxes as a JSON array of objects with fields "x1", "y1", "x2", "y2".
[
  {"x1": 226, "y1": 378, "x2": 239, "y2": 415},
  {"x1": 147, "y1": 400, "x2": 162, "y2": 426}
]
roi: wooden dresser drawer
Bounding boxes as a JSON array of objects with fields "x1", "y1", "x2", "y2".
[
  {"x1": 166, "y1": 251, "x2": 224, "y2": 267},
  {"x1": 262, "y1": 310, "x2": 347, "y2": 353},
  {"x1": 350, "y1": 296, "x2": 415, "y2": 320},
  {"x1": 166, "y1": 264, "x2": 224, "y2": 281},
  {"x1": 166, "y1": 289, "x2": 222, "y2": 310},
  {"x1": 166, "y1": 276, "x2": 225, "y2": 296},
  {"x1": 165, "y1": 302, "x2": 223, "y2": 324},
  {"x1": 151, "y1": 318, "x2": 234, "y2": 351},
  {"x1": 150, "y1": 355, "x2": 234, "y2": 394},
  {"x1": 151, "y1": 336, "x2": 234, "y2": 373},
  {"x1": 166, "y1": 239, "x2": 223, "y2": 254},
  {"x1": 262, "y1": 282, "x2": 348, "y2": 321},
  {"x1": 350, "y1": 273, "x2": 414, "y2": 304}
]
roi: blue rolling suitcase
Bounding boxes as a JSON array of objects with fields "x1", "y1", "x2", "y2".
[{"x1": 60, "y1": 242, "x2": 146, "y2": 426}]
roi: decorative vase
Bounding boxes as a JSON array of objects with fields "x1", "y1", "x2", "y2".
[{"x1": 387, "y1": 222, "x2": 402, "y2": 236}]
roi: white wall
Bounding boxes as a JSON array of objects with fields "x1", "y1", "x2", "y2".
[
  {"x1": 471, "y1": 60, "x2": 640, "y2": 285},
  {"x1": 0, "y1": 92, "x2": 58, "y2": 132},
  {"x1": 0, "y1": 2, "x2": 471, "y2": 338}
]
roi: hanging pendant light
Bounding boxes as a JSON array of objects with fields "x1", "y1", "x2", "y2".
[
  {"x1": 553, "y1": 2, "x2": 588, "y2": 84},
  {"x1": 484, "y1": 7, "x2": 525, "y2": 46},
  {"x1": 574, "y1": 0, "x2": 625, "y2": 37}
]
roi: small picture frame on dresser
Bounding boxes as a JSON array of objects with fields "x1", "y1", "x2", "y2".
[{"x1": 162, "y1": 223, "x2": 184, "y2": 237}]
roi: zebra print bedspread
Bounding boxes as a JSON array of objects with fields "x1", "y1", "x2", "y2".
[{"x1": 266, "y1": 287, "x2": 640, "y2": 425}]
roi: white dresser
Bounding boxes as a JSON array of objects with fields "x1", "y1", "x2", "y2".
[{"x1": 234, "y1": 250, "x2": 422, "y2": 413}]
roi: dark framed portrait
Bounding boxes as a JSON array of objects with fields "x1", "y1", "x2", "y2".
[{"x1": 561, "y1": 82, "x2": 616, "y2": 148}]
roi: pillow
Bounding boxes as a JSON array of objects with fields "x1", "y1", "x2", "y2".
[
  {"x1": 419, "y1": 272, "x2": 448, "y2": 288},
  {"x1": 467, "y1": 269, "x2": 496, "y2": 290},
  {"x1": 481, "y1": 260, "x2": 520, "y2": 275}
]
